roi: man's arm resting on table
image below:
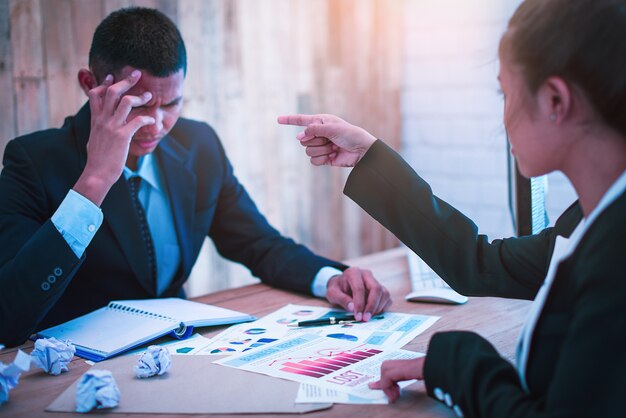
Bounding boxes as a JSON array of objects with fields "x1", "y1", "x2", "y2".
[
  {"x1": 310, "y1": 266, "x2": 340, "y2": 298},
  {"x1": 0, "y1": 190, "x2": 101, "y2": 346}
]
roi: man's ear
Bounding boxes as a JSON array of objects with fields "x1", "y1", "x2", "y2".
[{"x1": 77, "y1": 69, "x2": 97, "y2": 95}]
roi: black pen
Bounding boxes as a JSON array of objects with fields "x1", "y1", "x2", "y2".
[{"x1": 289, "y1": 314, "x2": 384, "y2": 327}]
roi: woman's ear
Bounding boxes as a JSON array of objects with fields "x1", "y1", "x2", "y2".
[
  {"x1": 77, "y1": 69, "x2": 97, "y2": 95},
  {"x1": 539, "y1": 76, "x2": 572, "y2": 124}
]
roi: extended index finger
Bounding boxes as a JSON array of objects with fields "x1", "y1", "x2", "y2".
[{"x1": 277, "y1": 114, "x2": 324, "y2": 126}]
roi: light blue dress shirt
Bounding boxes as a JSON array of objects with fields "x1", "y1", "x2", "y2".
[
  {"x1": 50, "y1": 155, "x2": 340, "y2": 297},
  {"x1": 51, "y1": 189, "x2": 103, "y2": 255}
]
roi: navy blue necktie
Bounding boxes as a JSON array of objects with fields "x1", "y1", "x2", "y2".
[{"x1": 128, "y1": 176, "x2": 157, "y2": 284}]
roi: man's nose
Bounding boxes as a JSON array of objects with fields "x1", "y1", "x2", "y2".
[{"x1": 143, "y1": 108, "x2": 164, "y2": 134}]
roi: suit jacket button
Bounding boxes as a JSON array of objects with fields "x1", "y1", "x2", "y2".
[
  {"x1": 41, "y1": 282, "x2": 50, "y2": 291},
  {"x1": 54, "y1": 267, "x2": 63, "y2": 276},
  {"x1": 444, "y1": 393, "x2": 453, "y2": 407},
  {"x1": 453, "y1": 405, "x2": 464, "y2": 417},
  {"x1": 433, "y1": 387, "x2": 444, "y2": 401},
  {"x1": 47, "y1": 275, "x2": 56, "y2": 284}
]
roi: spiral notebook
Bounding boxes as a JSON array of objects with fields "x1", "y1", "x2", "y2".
[{"x1": 36, "y1": 298, "x2": 255, "y2": 361}]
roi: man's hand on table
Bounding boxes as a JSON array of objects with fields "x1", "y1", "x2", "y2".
[{"x1": 326, "y1": 267, "x2": 392, "y2": 321}]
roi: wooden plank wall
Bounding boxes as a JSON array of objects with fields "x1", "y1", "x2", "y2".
[{"x1": 1, "y1": 0, "x2": 402, "y2": 295}]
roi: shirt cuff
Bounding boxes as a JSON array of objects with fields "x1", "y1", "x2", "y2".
[
  {"x1": 311, "y1": 266, "x2": 343, "y2": 298},
  {"x1": 51, "y1": 189, "x2": 103, "y2": 258}
]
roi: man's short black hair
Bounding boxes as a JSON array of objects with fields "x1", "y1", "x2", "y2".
[{"x1": 89, "y1": 7, "x2": 187, "y2": 82}]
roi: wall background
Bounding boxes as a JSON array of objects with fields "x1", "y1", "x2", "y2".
[
  {"x1": 1, "y1": 0, "x2": 402, "y2": 296},
  {"x1": 401, "y1": 0, "x2": 576, "y2": 243},
  {"x1": 1, "y1": 0, "x2": 576, "y2": 297}
]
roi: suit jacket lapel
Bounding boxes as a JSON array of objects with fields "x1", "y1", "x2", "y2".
[
  {"x1": 101, "y1": 178, "x2": 156, "y2": 295},
  {"x1": 156, "y1": 135, "x2": 196, "y2": 281},
  {"x1": 72, "y1": 103, "x2": 156, "y2": 295}
]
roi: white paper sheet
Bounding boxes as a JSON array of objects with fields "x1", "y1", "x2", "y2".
[
  {"x1": 215, "y1": 333, "x2": 424, "y2": 400},
  {"x1": 202, "y1": 304, "x2": 438, "y2": 356},
  {"x1": 134, "y1": 345, "x2": 171, "y2": 378},
  {"x1": 296, "y1": 379, "x2": 418, "y2": 404},
  {"x1": 31, "y1": 337, "x2": 76, "y2": 375},
  {"x1": 0, "y1": 350, "x2": 31, "y2": 406},
  {"x1": 75, "y1": 369, "x2": 120, "y2": 412}
]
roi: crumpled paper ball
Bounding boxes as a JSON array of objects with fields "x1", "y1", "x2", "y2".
[
  {"x1": 134, "y1": 345, "x2": 171, "y2": 378},
  {"x1": 0, "y1": 350, "x2": 31, "y2": 406},
  {"x1": 75, "y1": 369, "x2": 120, "y2": 413},
  {"x1": 31, "y1": 337, "x2": 76, "y2": 375}
]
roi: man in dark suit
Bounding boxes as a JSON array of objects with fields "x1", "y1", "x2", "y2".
[{"x1": 0, "y1": 7, "x2": 391, "y2": 347}]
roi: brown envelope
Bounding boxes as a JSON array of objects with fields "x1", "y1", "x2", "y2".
[{"x1": 46, "y1": 354, "x2": 332, "y2": 414}]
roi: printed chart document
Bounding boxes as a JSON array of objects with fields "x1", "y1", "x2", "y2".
[
  {"x1": 296, "y1": 380, "x2": 418, "y2": 404},
  {"x1": 129, "y1": 333, "x2": 214, "y2": 356},
  {"x1": 296, "y1": 384, "x2": 389, "y2": 404},
  {"x1": 37, "y1": 298, "x2": 255, "y2": 361},
  {"x1": 198, "y1": 304, "x2": 438, "y2": 355},
  {"x1": 215, "y1": 333, "x2": 424, "y2": 401}
]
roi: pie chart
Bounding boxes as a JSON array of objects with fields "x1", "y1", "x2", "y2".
[{"x1": 326, "y1": 333, "x2": 358, "y2": 342}]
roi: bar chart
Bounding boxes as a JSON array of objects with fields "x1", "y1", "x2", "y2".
[{"x1": 279, "y1": 348, "x2": 382, "y2": 378}]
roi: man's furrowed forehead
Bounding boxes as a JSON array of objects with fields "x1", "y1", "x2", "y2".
[{"x1": 117, "y1": 66, "x2": 185, "y2": 101}]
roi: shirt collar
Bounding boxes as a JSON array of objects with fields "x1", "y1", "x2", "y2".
[
  {"x1": 123, "y1": 154, "x2": 161, "y2": 192},
  {"x1": 585, "y1": 169, "x2": 626, "y2": 226}
]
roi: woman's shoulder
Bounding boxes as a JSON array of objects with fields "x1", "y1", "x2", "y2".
[{"x1": 569, "y1": 191, "x2": 626, "y2": 286}]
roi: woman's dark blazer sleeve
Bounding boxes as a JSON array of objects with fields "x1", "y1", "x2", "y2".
[
  {"x1": 345, "y1": 140, "x2": 580, "y2": 300},
  {"x1": 344, "y1": 139, "x2": 626, "y2": 418}
]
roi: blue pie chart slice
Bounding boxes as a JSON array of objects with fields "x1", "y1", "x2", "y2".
[{"x1": 326, "y1": 333, "x2": 359, "y2": 342}]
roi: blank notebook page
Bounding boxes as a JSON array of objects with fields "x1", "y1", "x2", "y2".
[{"x1": 114, "y1": 298, "x2": 252, "y2": 326}]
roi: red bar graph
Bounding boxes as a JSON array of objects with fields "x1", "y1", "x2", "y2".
[
  {"x1": 281, "y1": 366, "x2": 325, "y2": 378},
  {"x1": 279, "y1": 348, "x2": 383, "y2": 379},
  {"x1": 317, "y1": 357, "x2": 352, "y2": 367},
  {"x1": 301, "y1": 359, "x2": 340, "y2": 371}
]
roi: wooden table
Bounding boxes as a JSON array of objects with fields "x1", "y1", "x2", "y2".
[{"x1": 0, "y1": 247, "x2": 530, "y2": 417}]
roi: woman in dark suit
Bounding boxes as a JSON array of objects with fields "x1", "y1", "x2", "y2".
[{"x1": 279, "y1": 0, "x2": 626, "y2": 416}]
